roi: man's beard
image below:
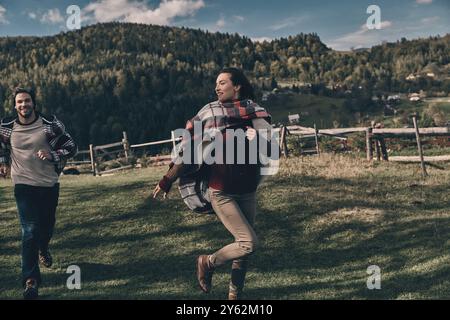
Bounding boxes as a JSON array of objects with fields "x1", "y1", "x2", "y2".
[{"x1": 21, "y1": 108, "x2": 34, "y2": 119}]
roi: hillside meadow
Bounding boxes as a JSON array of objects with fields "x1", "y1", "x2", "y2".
[{"x1": 0, "y1": 154, "x2": 449, "y2": 299}]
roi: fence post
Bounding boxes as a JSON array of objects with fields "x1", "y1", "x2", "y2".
[
  {"x1": 314, "y1": 123, "x2": 320, "y2": 157},
  {"x1": 171, "y1": 130, "x2": 176, "y2": 152},
  {"x1": 379, "y1": 137, "x2": 389, "y2": 161},
  {"x1": 122, "y1": 131, "x2": 130, "y2": 162},
  {"x1": 284, "y1": 126, "x2": 289, "y2": 157},
  {"x1": 375, "y1": 138, "x2": 381, "y2": 161},
  {"x1": 89, "y1": 144, "x2": 96, "y2": 176},
  {"x1": 412, "y1": 114, "x2": 428, "y2": 178},
  {"x1": 280, "y1": 126, "x2": 288, "y2": 158},
  {"x1": 366, "y1": 127, "x2": 373, "y2": 161}
]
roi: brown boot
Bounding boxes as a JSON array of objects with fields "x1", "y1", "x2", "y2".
[
  {"x1": 228, "y1": 290, "x2": 241, "y2": 300},
  {"x1": 197, "y1": 255, "x2": 214, "y2": 293}
]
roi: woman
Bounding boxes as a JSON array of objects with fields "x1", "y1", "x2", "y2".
[{"x1": 153, "y1": 67, "x2": 272, "y2": 300}]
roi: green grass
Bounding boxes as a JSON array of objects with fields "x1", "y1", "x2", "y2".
[
  {"x1": 381, "y1": 100, "x2": 450, "y2": 128},
  {"x1": 264, "y1": 94, "x2": 348, "y2": 128},
  {"x1": 1, "y1": 154, "x2": 450, "y2": 299},
  {"x1": 266, "y1": 93, "x2": 448, "y2": 129},
  {"x1": 388, "y1": 146, "x2": 450, "y2": 157},
  {"x1": 435, "y1": 102, "x2": 450, "y2": 116}
]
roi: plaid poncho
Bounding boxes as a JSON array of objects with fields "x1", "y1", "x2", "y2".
[
  {"x1": 174, "y1": 99, "x2": 271, "y2": 163},
  {"x1": 170, "y1": 99, "x2": 271, "y2": 213},
  {"x1": 159, "y1": 99, "x2": 271, "y2": 190},
  {"x1": 186, "y1": 99, "x2": 271, "y2": 133}
]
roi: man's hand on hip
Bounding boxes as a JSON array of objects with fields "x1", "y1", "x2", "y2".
[
  {"x1": 36, "y1": 150, "x2": 53, "y2": 161},
  {"x1": 0, "y1": 164, "x2": 9, "y2": 178}
]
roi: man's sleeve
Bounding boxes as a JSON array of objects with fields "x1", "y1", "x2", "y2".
[
  {"x1": 49, "y1": 117, "x2": 78, "y2": 164},
  {"x1": 0, "y1": 142, "x2": 10, "y2": 165},
  {"x1": 0, "y1": 122, "x2": 11, "y2": 165}
]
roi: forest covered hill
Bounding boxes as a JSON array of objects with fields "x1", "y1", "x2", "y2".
[{"x1": 1, "y1": 22, "x2": 448, "y2": 147}]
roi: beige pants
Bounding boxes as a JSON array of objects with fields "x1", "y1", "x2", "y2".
[{"x1": 209, "y1": 188, "x2": 258, "y2": 293}]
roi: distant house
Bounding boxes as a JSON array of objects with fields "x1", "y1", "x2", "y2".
[
  {"x1": 406, "y1": 74, "x2": 416, "y2": 81},
  {"x1": 387, "y1": 95, "x2": 400, "y2": 101},
  {"x1": 426, "y1": 72, "x2": 435, "y2": 78},
  {"x1": 409, "y1": 93, "x2": 421, "y2": 102},
  {"x1": 288, "y1": 114, "x2": 300, "y2": 124}
]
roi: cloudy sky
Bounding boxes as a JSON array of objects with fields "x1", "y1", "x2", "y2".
[{"x1": 0, "y1": 0, "x2": 448, "y2": 50}]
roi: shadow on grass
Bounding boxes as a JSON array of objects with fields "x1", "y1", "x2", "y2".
[
  {"x1": 1, "y1": 171, "x2": 449, "y2": 299},
  {"x1": 251, "y1": 174, "x2": 450, "y2": 299}
]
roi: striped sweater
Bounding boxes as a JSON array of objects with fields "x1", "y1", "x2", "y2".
[{"x1": 0, "y1": 112, "x2": 78, "y2": 175}]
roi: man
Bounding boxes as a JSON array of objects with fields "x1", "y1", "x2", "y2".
[{"x1": 0, "y1": 87, "x2": 77, "y2": 299}]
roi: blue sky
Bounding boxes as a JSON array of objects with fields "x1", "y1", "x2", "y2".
[{"x1": 0, "y1": 0, "x2": 448, "y2": 50}]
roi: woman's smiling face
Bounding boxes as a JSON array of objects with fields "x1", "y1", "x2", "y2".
[{"x1": 215, "y1": 73, "x2": 241, "y2": 103}]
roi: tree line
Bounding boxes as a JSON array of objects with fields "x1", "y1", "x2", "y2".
[{"x1": 0, "y1": 22, "x2": 448, "y2": 148}]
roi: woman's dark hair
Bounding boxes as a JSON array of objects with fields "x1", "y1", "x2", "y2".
[
  {"x1": 12, "y1": 87, "x2": 36, "y2": 107},
  {"x1": 219, "y1": 67, "x2": 255, "y2": 100}
]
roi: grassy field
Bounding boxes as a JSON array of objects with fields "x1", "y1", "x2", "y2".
[
  {"x1": 264, "y1": 93, "x2": 347, "y2": 127},
  {"x1": 265, "y1": 93, "x2": 449, "y2": 129},
  {"x1": 434, "y1": 102, "x2": 450, "y2": 116},
  {"x1": 1, "y1": 154, "x2": 450, "y2": 300}
]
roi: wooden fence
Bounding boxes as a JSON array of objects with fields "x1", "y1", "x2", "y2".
[
  {"x1": 284, "y1": 116, "x2": 450, "y2": 178},
  {"x1": 68, "y1": 131, "x2": 182, "y2": 176},
  {"x1": 67, "y1": 120, "x2": 449, "y2": 177}
]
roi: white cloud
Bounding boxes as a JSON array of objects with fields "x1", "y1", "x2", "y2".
[
  {"x1": 329, "y1": 21, "x2": 393, "y2": 51},
  {"x1": 269, "y1": 16, "x2": 308, "y2": 31},
  {"x1": 416, "y1": 0, "x2": 433, "y2": 4},
  {"x1": 251, "y1": 36, "x2": 273, "y2": 43},
  {"x1": 379, "y1": 21, "x2": 393, "y2": 29},
  {"x1": 213, "y1": 14, "x2": 245, "y2": 29},
  {"x1": 421, "y1": 16, "x2": 440, "y2": 24},
  {"x1": 84, "y1": 0, "x2": 205, "y2": 25},
  {"x1": 0, "y1": 5, "x2": 9, "y2": 24},
  {"x1": 28, "y1": 12, "x2": 37, "y2": 20},
  {"x1": 40, "y1": 8, "x2": 64, "y2": 24},
  {"x1": 216, "y1": 16, "x2": 225, "y2": 28}
]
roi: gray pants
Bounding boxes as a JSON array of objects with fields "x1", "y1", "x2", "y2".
[{"x1": 209, "y1": 188, "x2": 258, "y2": 292}]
